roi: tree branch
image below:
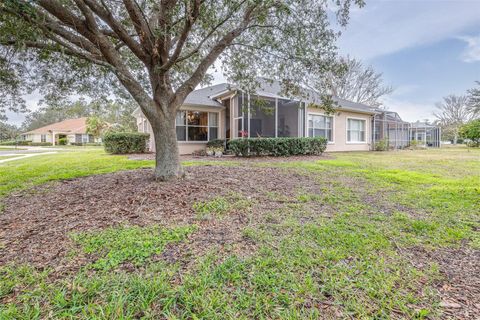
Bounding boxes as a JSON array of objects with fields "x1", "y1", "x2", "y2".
[
  {"x1": 172, "y1": 3, "x2": 258, "y2": 107},
  {"x1": 82, "y1": 0, "x2": 149, "y2": 63}
]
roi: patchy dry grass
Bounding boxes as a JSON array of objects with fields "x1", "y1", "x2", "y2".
[{"x1": 0, "y1": 147, "x2": 478, "y2": 319}]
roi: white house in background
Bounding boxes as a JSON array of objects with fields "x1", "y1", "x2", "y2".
[{"x1": 21, "y1": 117, "x2": 95, "y2": 145}]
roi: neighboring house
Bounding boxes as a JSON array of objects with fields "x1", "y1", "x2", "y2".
[
  {"x1": 21, "y1": 117, "x2": 96, "y2": 145},
  {"x1": 410, "y1": 121, "x2": 441, "y2": 147},
  {"x1": 134, "y1": 81, "x2": 378, "y2": 154}
]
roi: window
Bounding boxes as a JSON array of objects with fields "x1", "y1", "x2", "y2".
[
  {"x1": 82, "y1": 134, "x2": 89, "y2": 143},
  {"x1": 308, "y1": 114, "x2": 333, "y2": 142},
  {"x1": 41, "y1": 134, "x2": 46, "y2": 143},
  {"x1": 347, "y1": 118, "x2": 366, "y2": 143},
  {"x1": 143, "y1": 119, "x2": 148, "y2": 133},
  {"x1": 175, "y1": 111, "x2": 219, "y2": 141}
]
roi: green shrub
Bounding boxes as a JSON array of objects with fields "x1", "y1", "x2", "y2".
[
  {"x1": 0, "y1": 140, "x2": 31, "y2": 146},
  {"x1": 228, "y1": 137, "x2": 327, "y2": 157},
  {"x1": 206, "y1": 139, "x2": 225, "y2": 149},
  {"x1": 374, "y1": 138, "x2": 389, "y2": 151},
  {"x1": 460, "y1": 119, "x2": 480, "y2": 147},
  {"x1": 30, "y1": 142, "x2": 51, "y2": 146},
  {"x1": 58, "y1": 138, "x2": 67, "y2": 145},
  {"x1": 103, "y1": 132, "x2": 149, "y2": 154}
]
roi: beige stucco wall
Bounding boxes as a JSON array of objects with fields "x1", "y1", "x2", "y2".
[
  {"x1": 30, "y1": 133, "x2": 53, "y2": 143},
  {"x1": 307, "y1": 107, "x2": 373, "y2": 152},
  {"x1": 137, "y1": 105, "x2": 225, "y2": 155},
  {"x1": 135, "y1": 104, "x2": 372, "y2": 155}
]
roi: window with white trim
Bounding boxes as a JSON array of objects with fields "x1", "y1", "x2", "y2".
[
  {"x1": 41, "y1": 134, "x2": 46, "y2": 143},
  {"x1": 176, "y1": 111, "x2": 218, "y2": 141},
  {"x1": 347, "y1": 118, "x2": 366, "y2": 142},
  {"x1": 308, "y1": 114, "x2": 333, "y2": 142}
]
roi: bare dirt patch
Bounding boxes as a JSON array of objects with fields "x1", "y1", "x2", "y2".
[{"x1": 0, "y1": 165, "x2": 319, "y2": 275}]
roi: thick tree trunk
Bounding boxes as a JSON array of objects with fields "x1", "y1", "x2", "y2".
[{"x1": 150, "y1": 112, "x2": 184, "y2": 181}]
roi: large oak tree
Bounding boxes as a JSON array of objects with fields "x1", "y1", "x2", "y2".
[{"x1": 1, "y1": 0, "x2": 363, "y2": 179}]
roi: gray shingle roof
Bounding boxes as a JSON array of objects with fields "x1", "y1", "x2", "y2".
[
  {"x1": 184, "y1": 83, "x2": 230, "y2": 107},
  {"x1": 135, "y1": 80, "x2": 378, "y2": 114}
]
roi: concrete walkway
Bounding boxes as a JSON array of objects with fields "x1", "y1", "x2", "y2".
[{"x1": 0, "y1": 152, "x2": 58, "y2": 164}]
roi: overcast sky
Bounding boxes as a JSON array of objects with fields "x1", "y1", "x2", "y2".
[{"x1": 6, "y1": 0, "x2": 480, "y2": 125}]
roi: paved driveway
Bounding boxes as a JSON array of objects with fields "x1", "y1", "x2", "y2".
[{"x1": 0, "y1": 147, "x2": 61, "y2": 163}]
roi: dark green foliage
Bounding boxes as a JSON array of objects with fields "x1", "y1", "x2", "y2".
[
  {"x1": 0, "y1": 122, "x2": 20, "y2": 141},
  {"x1": 460, "y1": 119, "x2": 480, "y2": 147},
  {"x1": 0, "y1": 140, "x2": 30, "y2": 146},
  {"x1": 58, "y1": 138, "x2": 67, "y2": 145},
  {"x1": 103, "y1": 132, "x2": 149, "y2": 154},
  {"x1": 206, "y1": 139, "x2": 225, "y2": 149},
  {"x1": 228, "y1": 137, "x2": 327, "y2": 157}
]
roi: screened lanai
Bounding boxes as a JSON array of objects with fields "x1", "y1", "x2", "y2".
[
  {"x1": 231, "y1": 91, "x2": 306, "y2": 139},
  {"x1": 372, "y1": 111, "x2": 441, "y2": 149},
  {"x1": 372, "y1": 111, "x2": 410, "y2": 149}
]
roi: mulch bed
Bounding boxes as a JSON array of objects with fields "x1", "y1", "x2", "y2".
[
  {"x1": 0, "y1": 165, "x2": 317, "y2": 276},
  {"x1": 406, "y1": 245, "x2": 480, "y2": 319}
]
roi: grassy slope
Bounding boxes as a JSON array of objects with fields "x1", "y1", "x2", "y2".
[{"x1": 1, "y1": 147, "x2": 479, "y2": 319}]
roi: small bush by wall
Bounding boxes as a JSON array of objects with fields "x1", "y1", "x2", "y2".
[
  {"x1": 374, "y1": 138, "x2": 389, "y2": 151},
  {"x1": 103, "y1": 132, "x2": 150, "y2": 154},
  {"x1": 58, "y1": 138, "x2": 67, "y2": 145},
  {"x1": 228, "y1": 137, "x2": 327, "y2": 157},
  {"x1": 206, "y1": 139, "x2": 225, "y2": 149}
]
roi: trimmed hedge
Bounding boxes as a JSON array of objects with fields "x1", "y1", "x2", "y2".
[
  {"x1": 103, "y1": 132, "x2": 150, "y2": 154},
  {"x1": 0, "y1": 140, "x2": 32, "y2": 146},
  {"x1": 228, "y1": 137, "x2": 327, "y2": 157},
  {"x1": 206, "y1": 139, "x2": 225, "y2": 149}
]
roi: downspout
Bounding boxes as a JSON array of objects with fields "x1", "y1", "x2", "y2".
[{"x1": 372, "y1": 114, "x2": 376, "y2": 151}]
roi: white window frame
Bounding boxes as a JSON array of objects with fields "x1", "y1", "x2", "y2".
[
  {"x1": 346, "y1": 117, "x2": 367, "y2": 144},
  {"x1": 41, "y1": 134, "x2": 47, "y2": 143},
  {"x1": 176, "y1": 110, "x2": 219, "y2": 143},
  {"x1": 307, "y1": 112, "x2": 335, "y2": 143}
]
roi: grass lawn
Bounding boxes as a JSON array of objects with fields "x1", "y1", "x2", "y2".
[
  {"x1": 0, "y1": 155, "x2": 23, "y2": 160},
  {"x1": 0, "y1": 149, "x2": 153, "y2": 199},
  {"x1": 0, "y1": 147, "x2": 478, "y2": 319}
]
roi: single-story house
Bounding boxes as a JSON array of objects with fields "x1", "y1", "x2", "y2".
[
  {"x1": 134, "y1": 80, "x2": 380, "y2": 154},
  {"x1": 21, "y1": 117, "x2": 96, "y2": 145},
  {"x1": 134, "y1": 80, "x2": 441, "y2": 154}
]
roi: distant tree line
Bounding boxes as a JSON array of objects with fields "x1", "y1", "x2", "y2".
[
  {"x1": 434, "y1": 82, "x2": 480, "y2": 144},
  {"x1": 0, "y1": 99, "x2": 138, "y2": 141}
]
